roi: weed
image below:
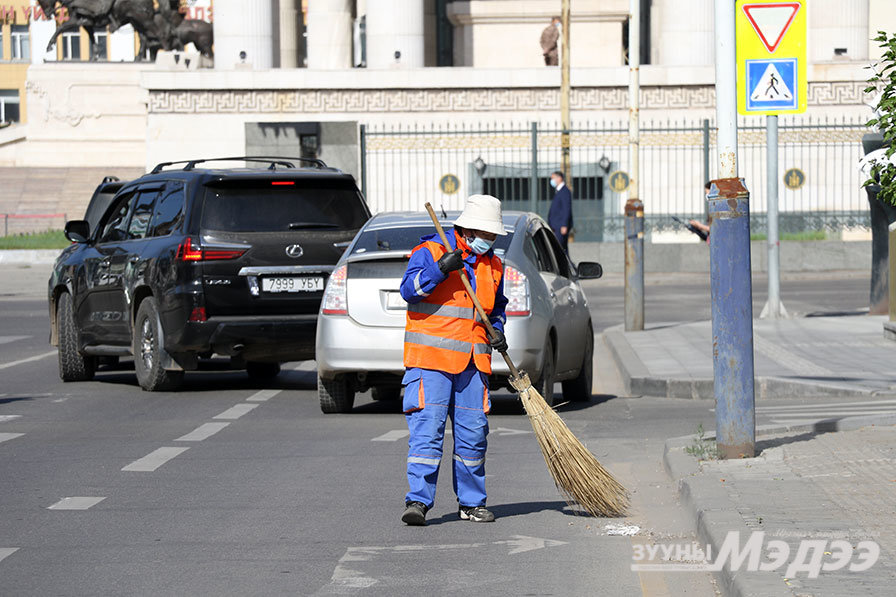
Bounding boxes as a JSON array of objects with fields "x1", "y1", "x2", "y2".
[{"x1": 685, "y1": 423, "x2": 720, "y2": 461}]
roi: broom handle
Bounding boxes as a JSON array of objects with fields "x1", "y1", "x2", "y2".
[{"x1": 424, "y1": 203, "x2": 522, "y2": 380}]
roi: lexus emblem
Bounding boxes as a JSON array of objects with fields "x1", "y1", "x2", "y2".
[{"x1": 285, "y1": 244, "x2": 304, "y2": 258}]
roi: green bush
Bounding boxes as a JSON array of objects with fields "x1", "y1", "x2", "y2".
[{"x1": 865, "y1": 31, "x2": 896, "y2": 205}]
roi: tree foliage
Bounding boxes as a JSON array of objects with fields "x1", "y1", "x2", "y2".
[{"x1": 865, "y1": 31, "x2": 896, "y2": 205}]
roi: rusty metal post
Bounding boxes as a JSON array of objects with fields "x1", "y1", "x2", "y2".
[
  {"x1": 709, "y1": 179, "x2": 756, "y2": 459},
  {"x1": 624, "y1": 199, "x2": 644, "y2": 331}
]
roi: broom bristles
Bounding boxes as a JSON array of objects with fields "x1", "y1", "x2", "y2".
[{"x1": 510, "y1": 373, "x2": 629, "y2": 517}]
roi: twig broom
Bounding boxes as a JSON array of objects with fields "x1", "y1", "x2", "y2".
[{"x1": 424, "y1": 203, "x2": 629, "y2": 517}]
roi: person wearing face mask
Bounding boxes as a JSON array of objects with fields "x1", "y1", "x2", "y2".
[
  {"x1": 548, "y1": 170, "x2": 573, "y2": 253},
  {"x1": 398, "y1": 195, "x2": 509, "y2": 526},
  {"x1": 540, "y1": 16, "x2": 561, "y2": 66}
]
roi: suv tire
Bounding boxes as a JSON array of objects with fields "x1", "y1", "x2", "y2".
[
  {"x1": 562, "y1": 322, "x2": 593, "y2": 402},
  {"x1": 318, "y1": 374, "x2": 355, "y2": 414},
  {"x1": 246, "y1": 361, "x2": 281, "y2": 380},
  {"x1": 134, "y1": 297, "x2": 184, "y2": 392},
  {"x1": 57, "y1": 292, "x2": 96, "y2": 382},
  {"x1": 537, "y1": 337, "x2": 556, "y2": 408}
]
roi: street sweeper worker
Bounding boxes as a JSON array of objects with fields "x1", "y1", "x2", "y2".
[{"x1": 398, "y1": 194, "x2": 509, "y2": 526}]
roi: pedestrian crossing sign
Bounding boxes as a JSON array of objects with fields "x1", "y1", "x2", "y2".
[
  {"x1": 746, "y1": 59, "x2": 797, "y2": 111},
  {"x1": 736, "y1": 0, "x2": 807, "y2": 115}
]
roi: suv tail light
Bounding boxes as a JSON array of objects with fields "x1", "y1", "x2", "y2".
[
  {"x1": 176, "y1": 237, "x2": 247, "y2": 261},
  {"x1": 504, "y1": 265, "x2": 530, "y2": 316},
  {"x1": 321, "y1": 264, "x2": 348, "y2": 315}
]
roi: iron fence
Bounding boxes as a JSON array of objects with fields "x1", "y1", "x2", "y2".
[{"x1": 360, "y1": 115, "x2": 870, "y2": 241}]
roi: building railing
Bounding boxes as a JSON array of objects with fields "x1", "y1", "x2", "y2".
[{"x1": 360, "y1": 116, "x2": 870, "y2": 242}]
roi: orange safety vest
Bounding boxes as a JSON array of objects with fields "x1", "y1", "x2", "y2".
[{"x1": 404, "y1": 237, "x2": 503, "y2": 375}]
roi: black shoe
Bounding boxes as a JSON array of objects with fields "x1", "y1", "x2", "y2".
[
  {"x1": 402, "y1": 501, "x2": 428, "y2": 526},
  {"x1": 458, "y1": 505, "x2": 495, "y2": 522}
]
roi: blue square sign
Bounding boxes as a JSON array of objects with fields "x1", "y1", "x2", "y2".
[{"x1": 745, "y1": 59, "x2": 798, "y2": 112}]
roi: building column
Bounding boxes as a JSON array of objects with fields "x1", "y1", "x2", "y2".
[
  {"x1": 279, "y1": 0, "x2": 300, "y2": 68},
  {"x1": 306, "y1": 0, "x2": 354, "y2": 69},
  {"x1": 366, "y1": 0, "x2": 425, "y2": 68},
  {"x1": 810, "y1": 0, "x2": 869, "y2": 62},
  {"x1": 653, "y1": 0, "x2": 714, "y2": 66},
  {"x1": 213, "y1": 0, "x2": 274, "y2": 69}
]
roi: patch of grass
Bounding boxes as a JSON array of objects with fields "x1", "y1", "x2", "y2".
[
  {"x1": 0, "y1": 230, "x2": 70, "y2": 250},
  {"x1": 750, "y1": 231, "x2": 828, "y2": 241},
  {"x1": 685, "y1": 423, "x2": 720, "y2": 461}
]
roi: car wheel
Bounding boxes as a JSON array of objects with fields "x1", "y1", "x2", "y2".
[
  {"x1": 371, "y1": 385, "x2": 401, "y2": 402},
  {"x1": 133, "y1": 297, "x2": 184, "y2": 392},
  {"x1": 57, "y1": 292, "x2": 96, "y2": 382},
  {"x1": 246, "y1": 361, "x2": 281, "y2": 380},
  {"x1": 318, "y1": 374, "x2": 355, "y2": 414},
  {"x1": 536, "y1": 337, "x2": 556, "y2": 408},
  {"x1": 562, "y1": 322, "x2": 593, "y2": 402}
]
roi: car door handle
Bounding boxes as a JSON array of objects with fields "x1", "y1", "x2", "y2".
[{"x1": 98, "y1": 258, "x2": 111, "y2": 268}]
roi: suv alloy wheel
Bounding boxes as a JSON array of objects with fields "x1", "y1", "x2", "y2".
[{"x1": 133, "y1": 297, "x2": 184, "y2": 392}]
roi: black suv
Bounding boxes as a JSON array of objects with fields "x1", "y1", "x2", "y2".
[{"x1": 49, "y1": 157, "x2": 371, "y2": 391}]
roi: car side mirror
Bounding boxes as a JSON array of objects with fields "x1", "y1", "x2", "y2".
[
  {"x1": 577, "y1": 261, "x2": 603, "y2": 279},
  {"x1": 64, "y1": 220, "x2": 90, "y2": 244}
]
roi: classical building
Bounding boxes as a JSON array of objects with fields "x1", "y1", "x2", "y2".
[{"x1": 1, "y1": 0, "x2": 894, "y2": 236}]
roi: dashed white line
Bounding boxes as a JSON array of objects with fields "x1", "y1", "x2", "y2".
[
  {"x1": 0, "y1": 433, "x2": 24, "y2": 444},
  {"x1": 48, "y1": 497, "x2": 106, "y2": 510},
  {"x1": 0, "y1": 351, "x2": 57, "y2": 370},
  {"x1": 175, "y1": 422, "x2": 230, "y2": 442},
  {"x1": 0, "y1": 335, "x2": 29, "y2": 345},
  {"x1": 213, "y1": 403, "x2": 259, "y2": 420},
  {"x1": 122, "y1": 447, "x2": 189, "y2": 472},
  {"x1": 0, "y1": 415, "x2": 22, "y2": 423},
  {"x1": 372, "y1": 430, "x2": 410, "y2": 442},
  {"x1": 0, "y1": 548, "x2": 19, "y2": 563},
  {"x1": 247, "y1": 389, "x2": 281, "y2": 402}
]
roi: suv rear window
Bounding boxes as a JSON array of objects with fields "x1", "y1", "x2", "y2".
[
  {"x1": 352, "y1": 226, "x2": 513, "y2": 255},
  {"x1": 201, "y1": 179, "x2": 368, "y2": 233}
]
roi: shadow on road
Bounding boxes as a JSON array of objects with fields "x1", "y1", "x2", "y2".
[{"x1": 424, "y1": 500, "x2": 575, "y2": 524}]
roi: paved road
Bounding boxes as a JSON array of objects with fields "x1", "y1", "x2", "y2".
[{"x1": 0, "y1": 264, "x2": 877, "y2": 595}]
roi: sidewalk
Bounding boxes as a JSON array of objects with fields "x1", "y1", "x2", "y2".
[
  {"x1": 664, "y1": 421, "x2": 896, "y2": 596},
  {"x1": 605, "y1": 316, "x2": 896, "y2": 399}
]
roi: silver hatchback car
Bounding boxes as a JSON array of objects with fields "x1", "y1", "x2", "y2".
[{"x1": 315, "y1": 211, "x2": 603, "y2": 413}]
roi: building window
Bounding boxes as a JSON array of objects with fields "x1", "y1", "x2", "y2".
[
  {"x1": 0, "y1": 90, "x2": 21, "y2": 124},
  {"x1": 94, "y1": 30, "x2": 108, "y2": 60},
  {"x1": 62, "y1": 31, "x2": 81, "y2": 61},
  {"x1": 11, "y1": 25, "x2": 30, "y2": 61}
]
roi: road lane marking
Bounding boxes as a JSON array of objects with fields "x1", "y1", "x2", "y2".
[
  {"x1": 0, "y1": 548, "x2": 18, "y2": 564},
  {"x1": 0, "y1": 415, "x2": 22, "y2": 423},
  {"x1": 48, "y1": 497, "x2": 106, "y2": 510},
  {"x1": 769, "y1": 410, "x2": 896, "y2": 419},
  {"x1": 0, "y1": 351, "x2": 57, "y2": 371},
  {"x1": 0, "y1": 335, "x2": 29, "y2": 345},
  {"x1": 213, "y1": 403, "x2": 259, "y2": 420},
  {"x1": 0, "y1": 433, "x2": 24, "y2": 444},
  {"x1": 756, "y1": 398, "x2": 896, "y2": 411},
  {"x1": 175, "y1": 422, "x2": 230, "y2": 442},
  {"x1": 372, "y1": 430, "x2": 409, "y2": 442},
  {"x1": 122, "y1": 447, "x2": 189, "y2": 472},
  {"x1": 247, "y1": 389, "x2": 281, "y2": 402}
]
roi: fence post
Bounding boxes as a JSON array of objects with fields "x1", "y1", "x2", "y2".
[
  {"x1": 359, "y1": 124, "x2": 368, "y2": 199},
  {"x1": 529, "y1": 122, "x2": 538, "y2": 214},
  {"x1": 703, "y1": 118, "x2": 710, "y2": 219}
]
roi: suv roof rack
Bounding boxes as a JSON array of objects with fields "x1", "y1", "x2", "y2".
[{"x1": 150, "y1": 156, "x2": 328, "y2": 174}]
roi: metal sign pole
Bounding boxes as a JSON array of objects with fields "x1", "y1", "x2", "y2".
[
  {"x1": 761, "y1": 114, "x2": 787, "y2": 319},
  {"x1": 624, "y1": 0, "x2": 644, "y2": 331},
  {"x1": 712, "y1": 0, "x2": 756, "y2": 459}
]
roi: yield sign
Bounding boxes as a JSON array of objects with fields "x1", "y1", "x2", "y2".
[{"x1": 742, "y1": 2, "x2": 800, "y2": 53}]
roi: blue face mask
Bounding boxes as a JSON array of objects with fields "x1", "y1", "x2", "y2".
[
  {"x1": 550, "y1": 178, "x2": 558, "y2": 189},
  {"x1": 466, "y1": 235, "x2": 494, "y2": 255}
]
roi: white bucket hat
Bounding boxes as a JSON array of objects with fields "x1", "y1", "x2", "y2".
[{"x1": 454, "y1": 194, "x2": 507, "y2": 236}]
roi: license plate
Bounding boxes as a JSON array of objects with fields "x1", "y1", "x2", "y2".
[{"x1": 261, "y1": 276, "x2": 323, "y2": 293}]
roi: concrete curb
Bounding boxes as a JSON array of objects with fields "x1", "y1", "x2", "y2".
[
  {"x1": 663, "y1": 414, "x2": 896, "y2": 597},
  {"x1": 603, "y1": 329, "x2": 895, "y2": 400},
  {"x1": 0, "y1": 250, "x2": 61, "y2": 265}
]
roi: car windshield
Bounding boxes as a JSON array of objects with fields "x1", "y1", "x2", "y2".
[
  {"x1": 201, "y1": 179, "x2": 369, "y2": 232},
  {"x1": 351, "y1": 225, "x2": 513, "y2": 255}
]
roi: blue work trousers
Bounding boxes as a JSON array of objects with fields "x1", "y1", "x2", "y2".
[{"x1": 403, "y1": 363, "x2": 490, "y2": 509}]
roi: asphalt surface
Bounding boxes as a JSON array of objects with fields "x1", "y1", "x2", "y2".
[{"x1": 0, "y1": 263, "x2": 877, "y2": 595}]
